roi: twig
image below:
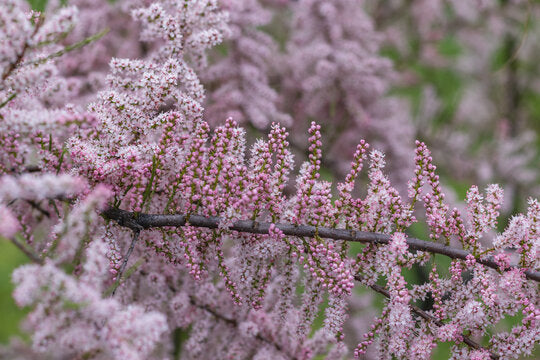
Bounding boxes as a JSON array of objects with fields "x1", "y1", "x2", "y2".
[
  {"x1": 362, "y1": 279, "x2": 500, "y2": 359},
  {"x1": 25, "y1": 28, "x2": 110, "y2": 67},
  {"x1": 0, "y1": 15, "x2": 43, "y2": 109},
  {"x1": 102, "y1": 208, "x2": 540, "y2": 282},
  {"x1": 111, "y1": 229, "x2": 140, "y2": 296},
  {"x1": 0, "y1": 92, "x2": 17, "y2": 109},
  {"x1": 1, "y1": 15, "x2": 44, "y2": 81},
  {"x1": 10, "y1": 236, "x2": 43, "y2": 265},
  {"x1": 189, "y1": 297, "x2": 297, "y2": 359},
  {"x1": 26, "y1": 199, "x2": 51, "y2": 218},
  {"x1": 1, "y1": 25, "x2": 108, "y2": 109}
]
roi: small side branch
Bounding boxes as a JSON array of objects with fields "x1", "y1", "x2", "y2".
[
  {"x1": 364, "y1": 279, "x2": 499, "y2": 359},
  {"x1": 1, "y1": 14, "x2": 44, "y2": 81},
  {"x1": 189, "y1": 297, "x2": 296, "y2": 359},
  {"x1": 10, "y1": 236, "x2": 44, "y2": 265},
  {"x1": 102, "y1": 208, "x2": 540, "y2": 282},
  {"x1": 110, "y1": 229, "x2": 140, "y2": 296}
]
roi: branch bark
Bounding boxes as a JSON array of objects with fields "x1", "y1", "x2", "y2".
[{"x1": 102, "y1": 208, "x2": 540, "y2": 282}]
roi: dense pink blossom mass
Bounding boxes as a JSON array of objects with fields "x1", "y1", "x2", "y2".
[{"x1": 0, "y1": 0, "x2": 538, "y2": 359}]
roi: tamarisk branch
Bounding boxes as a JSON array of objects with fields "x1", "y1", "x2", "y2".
[{"x1": 102, "y1": 207, "x2": 540, "y2": 282}]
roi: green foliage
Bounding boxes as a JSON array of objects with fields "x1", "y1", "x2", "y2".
[
  {"x1": 437, "y1": 36, "x2": 462, "y2": 59},
  {"x1": 27, "y1": 0, "x2": 48, "y2": 11},
  {"x1": 415, "y1": 66, "x2": 463, "y2": 127},
  {"x1": 523, "y1": 90, "x2": 540, "y2": 139},
  {"x1": 0, "y1": 240, "x2": 29, "y2": 344}
]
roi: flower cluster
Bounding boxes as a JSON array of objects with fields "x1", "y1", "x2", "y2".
[{"x1": 203, "y1": 0, "x2": 292, "y2": 129}]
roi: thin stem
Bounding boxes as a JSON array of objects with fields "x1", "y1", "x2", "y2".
[
  {"x1": 363, "y1": 279, "x2": 499, "y2": 359},
  {"x1": 10, "y1": 235, "x2": 43, "y2": 265},
  {"x1": 26, "y1": 199, "x2": 51, "y2": 218},
  {"x1": 25, "y1": 28, "x2": 110, "y2": 67},
  {"x1": 1, "y1": 15, "x2": 44, "y2": 82},
  {"x1": 0, "y1": 92, "x2": 17, "y2": 109},
  {"x1": 102, "y1": 208, "x2": 540, "y2": 282},
  {"x1": 111, "y1": 229, "x2": 140, "y2": 296},
  {"x1": 188, "y1": 297, "x2": 296, "y2": 359}
]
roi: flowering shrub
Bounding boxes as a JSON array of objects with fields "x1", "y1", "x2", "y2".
[{"x1": 0, "y1": 1, "x2": 538, "y2": 360}]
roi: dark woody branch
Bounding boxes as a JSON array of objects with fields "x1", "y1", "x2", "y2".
[
  {"x1": 9, "y1": 207, "x2": 500, "y2": 359},
  {"x1": 102, "y1": 207, "x2": 540, "y2": 282},
  {"x1": 104, "y1": 207, "x2": 501, "y2": 358}
]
